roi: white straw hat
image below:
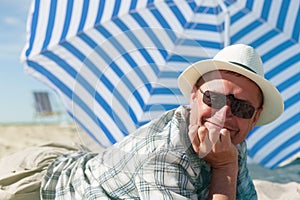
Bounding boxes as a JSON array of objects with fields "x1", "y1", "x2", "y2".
[{"x1": 178, "y1": 44, "x2": 284, "y2": 126}]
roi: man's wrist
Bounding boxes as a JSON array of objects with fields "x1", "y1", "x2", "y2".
[{"x1": 209, "y1": 162, "x2": 238, "y2": 200}]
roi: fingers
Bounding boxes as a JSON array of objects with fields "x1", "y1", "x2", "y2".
[
  {"x1": 197, "y1": 127, "x2": 232, "y2": 158},
  {"x1": 189, "y1": 124, "x2": 235, "y2": 160},
  {"x1": 198, "y1": 126, "x2": 213, "y2": 158},
  {"x1": 212, "y1": 128, "x2": 231, "y2": 152},
  {"x1": 199, "y1": 124, "x2": 220, "y2": 148},
  {"x1": 198, "y1": 126, "x2": 207, "y2": 143},
  {"x1": 219, "y1": 128, "x2": 231, "y2": 145},
  {"x1": 193, "y1": 126, "x2": 238, "y2": 167}
]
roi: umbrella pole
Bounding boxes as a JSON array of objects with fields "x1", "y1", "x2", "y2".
[{"x1": 217, "y1": 0, "x2": 230, "y2": 47}]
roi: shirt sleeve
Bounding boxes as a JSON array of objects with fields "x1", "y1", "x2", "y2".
[
  {"x1": 236, "y1": 141, "x2": 258, "y2": 200},
  {"x1": 134, "y1": 150, "x2": 199, "y2": 200},
  {"x1": 41, "y1": 151, "x2": 111, "y2": 200}
]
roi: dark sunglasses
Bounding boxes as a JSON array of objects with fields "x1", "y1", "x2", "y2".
[{"x1": 199, "y1": 89, "x2": 258, "y2": 119}]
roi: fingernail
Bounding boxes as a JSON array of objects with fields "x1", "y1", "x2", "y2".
[{"x1": 220, "y1": 128, "x2": 228, "y2": 134}]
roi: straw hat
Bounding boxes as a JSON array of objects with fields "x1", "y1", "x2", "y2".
[{"x1": 178, "y1": 44, "x2": 284, "y2": 125}]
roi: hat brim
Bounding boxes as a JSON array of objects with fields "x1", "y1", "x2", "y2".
[{"x1": 178, "y1": 60, "x2": 284, "y2": 126}]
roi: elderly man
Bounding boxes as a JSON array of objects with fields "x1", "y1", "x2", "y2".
[{"x1": 0, "y1": 44, "x2": 283, "y2": 200}]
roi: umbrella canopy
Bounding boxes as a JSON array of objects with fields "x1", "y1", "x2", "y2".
[{"x1": 21, "y1": 0, "x2": 300, "y2": 168}]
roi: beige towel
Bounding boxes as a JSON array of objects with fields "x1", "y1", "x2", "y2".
[{"x1": 0, "y1": 143, "x2": 78, "y2": 200}]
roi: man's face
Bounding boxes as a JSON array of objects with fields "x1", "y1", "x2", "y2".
[{"x1": 190, "y1": 70, "x2": 263, "y2": 145}]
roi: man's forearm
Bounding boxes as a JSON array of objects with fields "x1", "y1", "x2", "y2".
[{"x1": 209, "y1": 162, "x2": 238, "y2": 200}]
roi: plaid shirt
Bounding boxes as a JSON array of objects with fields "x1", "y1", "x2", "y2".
[{"x1": 41, "y1": 106, "x2": 257, "y2": 199}]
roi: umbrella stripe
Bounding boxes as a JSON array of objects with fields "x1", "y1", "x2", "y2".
[
  {"x1": 268, "y1": 146, "x2": 300, "y2": 169},
  {"x1": 71, "y1": 112, "x2": 108, "y2": 147},
  {"x1": 41, "y1": 0, "x2": 57, "y2": 51},
  {"x1": 95, "y1": 0, "x2": 105, "y2": 24},
  {"x1": 25, "y1": 0, "x2": 40, "y2": 57},
  {"x1": 260, "y1": 0, "x2": 271, "y2": 20},
  {"x1": 43, "y1": 51, "x2": 77, "y2": 77},
  {"x1": 230, "y1": 10, "x2": 247, "y2": 25},
  {"x1": 61, "y1": 40, "x2": 144, "y2": 127},
  {"x1": 27, "y1": 60, "x2": 117, "y2": 144},
  {"x1": 248, "y1": 85, "x2": 300, "y2": 141},
  {"x1": 277, "y1": 73, "x2": 300, "y2": 93},
  {"x1": 77, "y1": 34, "x2": 148, "y2": 111},
  {"x1": 187, "y1": 1, "x2": 197, "y2": 12},
  {"x1": 59, "y1": 0, "x2": 73, "y2": 42},
  {"x1": 168, "y1": 55, "x2": 207, "y2": 63},
  {"x1": 283, "y1": 87, "x2": 300, "y2": 110},
  {"x1": 168, "y1": 1, "x2": 187, "y2": 27},
  {"x1": 138, "y1": 11, "x2": 179, "y2": 53},
  {"x1": 276, "y1": 0, "x2": 290, "y2": 31},
  {"x1": 252, "y1": 119, "x2": 300, "y2": 167},
  {"x1": 113, "y1": 18, "x2": 160, "y2": 74},
  {"x1": 185, "y1": 22, "x2": 224, "y2": 32},
  {"x1": 130, "y1": 12, "x2": 176, "y2": 58},
  {"x1": 43, "y1": 49, "x2": 130, "y2": 139},
  {"x1": 77, "y1": 0, "x2": 89, "y2": 33},
  {"x1": 265, "y1": 52, "x2": 300, "y2": 79},
  {"x1": 159, "y1": 71, "x2": 181, "y2": 78},
  {"x1": 262, "y1": 40, "x2": 294, "y2": 63},
  {"x1": 260, "y1": 129, "x2": 300, "y2": 167},
  {"x1": 249, "y1": 110, "x2": 300, "y2": 157},
  {"x1": 181, "y1": 39, "x2": 223, "y2": 49},
  {"x1": 96, "y1": 27, "x2": 152, "y2": 88},
  {"x1": 250, "y1": 30, "x2": 279, "y2": 48},
  {"x1": 261, "y1": 129, "x2": 300, "y2": 169},
  {"x1": 111, "y1": 0, "x2": 121, "y2": 18},
  {"x1": 151, "y1": 88, "x2": 182, "y2": 95},
  {"x1": 43, "y1": 50, "x2": 116, "y2": 122},
  {"x1": 147, "y1": 0, "x2": 154, "y2": 6},
  {"x1": 78, "y1": 36, "x2": 157, "y2": 128},
  {"x1": 231, "y1": 20, "x2": 263, "y2": 44},
  {"x1": 292, "y1": 6, "x2": 300, "y2": 41},
  {"x1": 247, "y1": 86, "x2": 299, "y2": 142},
  {"x1": 148, "y1": 8, "x2": 171, "y2": 29},
  {"x1": 197, "y1": 6, "x2": 222, "y2": 14},
  {"x1": 129, "y1": 0, "x2": 138, "y2": 10},
  {"x1": 144, "y1": 104, "x2": 179, "y2": 112},
  {"x1": 95, "y1": 25, "x2": 156, "y2": 85},
  {"x1": 246, "y1": 0, "x2": 254, "y2": 10}
]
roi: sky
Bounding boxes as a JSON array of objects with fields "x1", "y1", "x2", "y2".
[{"x1": 0, "y1": 0, "x2": 68, "y2": 124}]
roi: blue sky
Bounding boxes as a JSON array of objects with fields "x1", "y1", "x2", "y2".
[{"x1": 0, "y1": 0, "x2": 68, "y2": 123}]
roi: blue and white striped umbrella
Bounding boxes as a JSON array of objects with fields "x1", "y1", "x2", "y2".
[{"x1": 21, "y1": 0, "x2": 299, "y2": 168}]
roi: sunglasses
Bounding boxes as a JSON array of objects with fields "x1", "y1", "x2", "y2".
[{"x1": 199, "y1": 89, "x2": 258, "y2": 119}]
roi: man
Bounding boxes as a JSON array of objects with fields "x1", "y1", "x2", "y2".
[{"x1": 0, "y1": 44, "x2": 283, "y2": 200}]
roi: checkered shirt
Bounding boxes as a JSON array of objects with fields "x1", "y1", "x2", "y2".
[{"x1": 41, "y1": 106, "x2": 257, "y2": 199}]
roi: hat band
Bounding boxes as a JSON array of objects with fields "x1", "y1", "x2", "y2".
[{"x1": 229, "y1": 61, "x2": 257, "y2": 74}]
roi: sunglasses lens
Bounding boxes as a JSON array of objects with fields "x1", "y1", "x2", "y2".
[
  {"x1": 203, "y1": 91, "x2": 226, "y2": 109},
  {"x1": 231, "y1": 100, "x2": 255, "y2": 119},
  {"x1": 201, "y1": 90, "x2": 256, "y2": 119}
]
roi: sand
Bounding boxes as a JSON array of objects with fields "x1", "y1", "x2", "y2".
[{"x1": 0, "y1": 124, "x2": 299, "y2": 200}]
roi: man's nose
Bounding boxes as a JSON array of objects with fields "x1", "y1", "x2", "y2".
[{"x1": 215, "y1": 105, "x2": 233, "y2": 120}]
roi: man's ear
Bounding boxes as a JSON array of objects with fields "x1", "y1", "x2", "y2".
[{"x1": 190, "y1": 86, "x2": 198, "y2": 102}]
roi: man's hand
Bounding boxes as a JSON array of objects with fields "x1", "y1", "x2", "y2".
[
  {"x1": 198, "y1": 126, "x2": 238, "y2": 200},
  {"x1": 200, "y1": 127, "x2": 238, "y2": 168}
]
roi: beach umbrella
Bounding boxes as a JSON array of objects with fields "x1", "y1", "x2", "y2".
[{"x1": 21, "y1": 0, "x2": 299, "y2": 168}]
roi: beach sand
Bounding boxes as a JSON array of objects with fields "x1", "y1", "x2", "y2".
[{"x1": 0, "y1": 124, "x2": 299, "y2": 199}]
